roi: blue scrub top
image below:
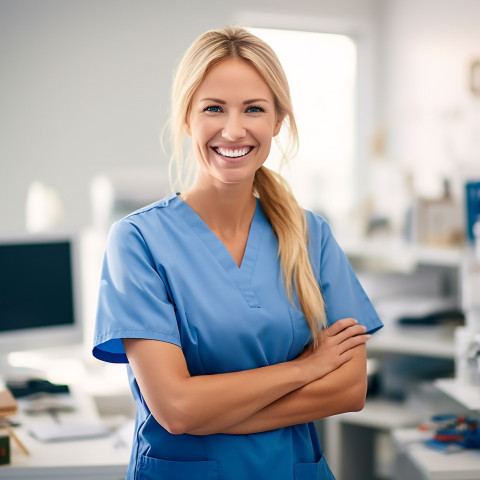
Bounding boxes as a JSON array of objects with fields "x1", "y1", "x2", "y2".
[{"x1": 93, "y1": 193, "x2": 383, "y2": 480}]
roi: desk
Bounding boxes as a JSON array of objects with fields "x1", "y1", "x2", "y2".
[
  {"x1": 0, "y1": 387, "x2": 130, "y2": 479},
  {"x1": 325, "y1": 398, "x2": 422, "y2": 479},
  {"x1": 392, "y1": 428, "x2": 480, "y2": 480}
]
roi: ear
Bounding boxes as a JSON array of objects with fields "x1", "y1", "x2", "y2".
[
  {"x1": 273, "y1": 114, "x2": 285, "y2": 137},
  {"x1": 184, "y1": 121, "x2": 192, "y2": 137}
]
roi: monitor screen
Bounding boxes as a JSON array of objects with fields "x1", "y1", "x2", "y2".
[
  {"x1": 0, "y1": 233, "x2": 82, "y2": 373},
  {"x1": 0, "y1": 241, "x2": 74, "y2": 332}
]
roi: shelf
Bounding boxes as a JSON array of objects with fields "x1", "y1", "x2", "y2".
[
  {"x1": 337, "y1": 398, "x2": 422, "y2": 429},
  {"x1": 434, "y1": 378, "x2": 480, "y2": 411},
  {"x1": 340, "y1": 236, "x2": 463, "y2": 270},
  {"x1": 392, "y1": 428, "x2": 480, "y2": 480},
  {"x1": 368, "y1": 324, "x2": 456, "y2": 359}
]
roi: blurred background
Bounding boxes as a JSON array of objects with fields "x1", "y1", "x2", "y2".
[
  {"x1": 1, "y1": 0, "x2": 480, "y2": 234},
  {"x1": 1, "y1": 1, "x2": 480, "y2": 479}
]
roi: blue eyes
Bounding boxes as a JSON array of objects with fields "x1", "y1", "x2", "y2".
[
  {"x1": 246, "y1": 106, "x2": 264, "y2": 113},
  {"x1": 202, "y1": 105, "x2": 265, "y2": 113},
  {"x1": 204, "y1": 106, "x2": 222, "y2": 113}
]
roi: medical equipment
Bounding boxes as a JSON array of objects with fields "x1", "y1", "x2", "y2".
[{"x1": 421, "y1": 415, "x2": 480, "y2": 451}]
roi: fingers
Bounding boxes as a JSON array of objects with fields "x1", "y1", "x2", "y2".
[
  {"x1": 334, "y1": 325, "x2": 370, "y2": 352},
  {"x1": 338, "y1": 336, "x2": 370, "y2": 363},
  {"x1": 320, "y1": 318, "x2": 369, "y2": 341},
  {"x1": 316, "y1": 318, "x2": 370, "y2": 353},
  {"x1": 342, "y1": 333, "x2": 371, "y2": 351},
  {"x1": 302, "y1": 319, "x2": 371, "y2": 381},
  {"x1": 334, "y1": 324, "x2": 368, "y2": 344},
  {"x1": 324, "y1": 317, "x2": 358, "y2": 336}
]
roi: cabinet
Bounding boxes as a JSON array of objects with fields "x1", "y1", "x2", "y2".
[{"x1": 323, "y1": 237, "x2": 478, "y2": 480}]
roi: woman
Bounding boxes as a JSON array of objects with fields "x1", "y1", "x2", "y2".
[{"x1": 93, "y1": 26, "x2": 383, "y2": 480}]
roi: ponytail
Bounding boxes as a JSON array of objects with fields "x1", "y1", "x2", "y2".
[{"x1": 254, "y1": 166, "x2": 326, "y2": 343}]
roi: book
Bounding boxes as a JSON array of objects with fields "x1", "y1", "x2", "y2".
[{"x1": 0, "y1": 384, "x2": 18, "y2": 418}]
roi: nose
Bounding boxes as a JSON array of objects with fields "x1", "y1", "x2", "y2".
[{"x1": 221, "y1": 113, "x2": 246, "y2": 141}]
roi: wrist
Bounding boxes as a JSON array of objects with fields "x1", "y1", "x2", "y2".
[{"x1": 290, "y1": 356, "x2": 315, "y2": 386}]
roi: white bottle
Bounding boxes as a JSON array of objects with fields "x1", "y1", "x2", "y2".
[{"x1": 473, "y1": 216, "x2": 480, "y2": 263}]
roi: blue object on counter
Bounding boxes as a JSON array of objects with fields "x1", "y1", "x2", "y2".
[
  {"x1": 465, "y1": 181, "x2": 480, "y2": 242},
  {"x1": 426, "y1": 415, "x2": 480, "y2": 451}
]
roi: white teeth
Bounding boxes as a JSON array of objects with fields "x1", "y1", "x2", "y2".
[{"x1": 215, "y1": 147, "x2": 251, "y2": 158}]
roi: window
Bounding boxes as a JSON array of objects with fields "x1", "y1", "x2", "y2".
[{"x1": 249, "y1": 28, "x2": 357, "y2": 224}]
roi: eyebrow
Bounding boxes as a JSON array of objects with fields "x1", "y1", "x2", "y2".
[{"x1": 199, "y1": 97, "x2": 270, "y2": 105}]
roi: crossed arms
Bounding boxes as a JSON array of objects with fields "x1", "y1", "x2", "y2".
[{"x1": 123, "y1": 318, "x2": 370, "y2": 436}]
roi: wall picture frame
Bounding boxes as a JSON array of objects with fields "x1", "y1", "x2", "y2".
[{"x1": 470, "y1": 59, "x2": 480, "y2": 95}]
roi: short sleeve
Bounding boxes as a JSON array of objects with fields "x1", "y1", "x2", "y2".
[
  {"x1": 93, "y1": 220, "x2": 181, "y2": 364},
  {"x1": 314, "y1": 218, "x2": 383, "y2": 335}
]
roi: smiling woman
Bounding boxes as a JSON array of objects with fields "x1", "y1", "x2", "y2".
[{"x1": 93, "y1": 26, "x2": 382, "y2": 480}]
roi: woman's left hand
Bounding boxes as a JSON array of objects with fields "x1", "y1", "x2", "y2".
[{"x1": 295, "y1": 317, "x2": 370, "y2": 383}]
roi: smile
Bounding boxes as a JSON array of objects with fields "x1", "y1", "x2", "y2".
[{"x1": 213, "y1": 146, "x2": 253, "y2": 158}]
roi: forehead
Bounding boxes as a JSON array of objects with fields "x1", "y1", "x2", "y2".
[{"x1": 193, "y1": 57, "x2": 274, "y2": 101}]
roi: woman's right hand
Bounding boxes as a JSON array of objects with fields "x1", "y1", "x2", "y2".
[{"x1": 296, "y1": 318, "x2": 370, "y2": 384}]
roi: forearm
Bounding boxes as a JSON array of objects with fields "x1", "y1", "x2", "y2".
[
  {"x1": 174, "y1": 359, "x2": 308, "y2": 434},
  {"x1": 184, "y1": 324, "x2": 368, "y2": 435},
  {"x1": 215, "y1": 345, "x2": 367, "y2": 435},
  {"x1": 123, "y1": 319, "x2": 368, "y2": 435},
  {"x1": 124, "y1": 340, "x2": 309, "y2": 435}
]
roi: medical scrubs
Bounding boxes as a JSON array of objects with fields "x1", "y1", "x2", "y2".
[{"x1": 93, "y1": 193, "x2": 383, "y2": 480}]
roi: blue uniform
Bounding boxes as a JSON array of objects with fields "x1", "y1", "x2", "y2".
[{"x1": 93, "y1": 193, "x2": 383, "y2": 480}]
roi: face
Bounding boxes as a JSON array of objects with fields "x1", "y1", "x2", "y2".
[{"x1": 185, "y1": 57, "x2": 282, "y2": 187}]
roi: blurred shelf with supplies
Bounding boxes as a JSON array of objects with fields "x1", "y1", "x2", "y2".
[{"x1": 323, "y1": 231, "x2": 479, "y2": 480}]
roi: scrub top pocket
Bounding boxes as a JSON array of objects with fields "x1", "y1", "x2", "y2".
[
  {"x1": 294, "y1": 454, "x2": 336, "y2": 480},
  {"x1": 137, "y1": 454, "x2": 219, "y2": 480}
]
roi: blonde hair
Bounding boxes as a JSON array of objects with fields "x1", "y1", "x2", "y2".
[{"x1": 169, "y1": 26, "x2": 326, "y2": 340}]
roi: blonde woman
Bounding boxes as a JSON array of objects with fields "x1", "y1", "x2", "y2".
[{"x1": 93, "y1": 26, "x2": 382, "y2": 480}]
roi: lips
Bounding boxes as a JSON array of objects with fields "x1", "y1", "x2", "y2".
[{"x1": 213, "y1": 146, "x2": 254, "y2": 158}]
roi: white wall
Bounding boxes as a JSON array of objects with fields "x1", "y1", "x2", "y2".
[
  {"x1": 380, "y1": 0, "x2": 480, "y2": 199},
  {"x1": 0, "y1": 0, "x2": 381, "y2": 233}
]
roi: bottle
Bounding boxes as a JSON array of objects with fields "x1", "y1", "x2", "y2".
[{"x1": 473, "y1": 215, "x2": 480, "y2": 262}]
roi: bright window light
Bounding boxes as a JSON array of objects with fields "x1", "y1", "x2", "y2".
[{"x1": 249, "y1": 28, "x2": 357, "y2": 223}]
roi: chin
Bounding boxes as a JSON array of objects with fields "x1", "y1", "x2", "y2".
[{"x1": 207, "y1": 166, "x2": 256, "y2": 185}]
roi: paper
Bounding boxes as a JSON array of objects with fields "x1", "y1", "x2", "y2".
[{"x1": 29, "y1": 422, "x2": 110, "y2": 442}]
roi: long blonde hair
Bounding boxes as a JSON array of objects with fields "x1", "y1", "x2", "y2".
[{"x1": 169, "y1": 26, "x2": 326, "y2": 340}]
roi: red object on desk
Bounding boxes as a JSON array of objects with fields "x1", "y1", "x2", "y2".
[{"x1": 0, "y1": 434, "x2": 10, "y2": 465}]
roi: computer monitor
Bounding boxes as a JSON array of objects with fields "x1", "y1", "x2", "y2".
[{"x1": 0, "y1": 232, "x2": 83, "y2": 378}]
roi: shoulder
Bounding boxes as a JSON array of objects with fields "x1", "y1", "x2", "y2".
[
  {"x1": 303, "y1": 209, "x2": 334, "y2": 243},
  {"x1": 107, "y1": 193, "x2": 181, "y2": 251},
  {"x1": 303, "y1": 209, "x2": 344, "y2": 269},
  {"x1": 111, "y1": 193, "x2": 179, "y2": 234},
  {"x1": 122, "y1": 192, "x2": 179, "y2": 225}
]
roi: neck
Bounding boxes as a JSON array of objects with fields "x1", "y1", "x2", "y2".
[{"x1": 181, "y1": 180, "x2": 256, "y2": 234}]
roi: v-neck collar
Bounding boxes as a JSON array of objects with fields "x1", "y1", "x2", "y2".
[{"x1": 172, "y1": 194, "x2": 265, "y2": 308}]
